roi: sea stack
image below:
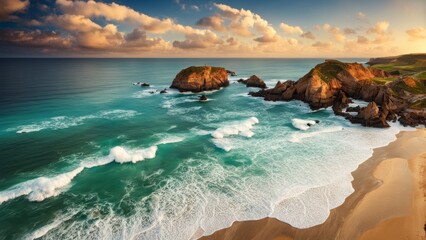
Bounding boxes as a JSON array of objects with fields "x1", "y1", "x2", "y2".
[{"x1": 170, "y1": 66, "x2": 229, "y2": 92}]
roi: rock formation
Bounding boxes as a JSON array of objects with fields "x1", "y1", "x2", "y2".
[
  {"x1": 171, "y1": 66, "x2": 229, "y2": 92},
  {"x1": 238, "y1": 75, "x2": 267, "y2": 89},
  {"x1": 249, "y1": 59, "x2": 425, "y2": 127}
]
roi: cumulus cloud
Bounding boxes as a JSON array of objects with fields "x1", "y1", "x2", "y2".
[
  {"x1": 45, "y1": 14, "x2": 102, "y2": 32},
  {"x1": 213, "y1": 3, "x2": 279, "y2": 42},
  {"x1": 366, "y1": 21, "x2": 392, "y2": 44},
  {"x1": 280, "y1": 22, "x2": 303, "y2": 34},
  {"x1": 196, "y1": 15, "x2": 225, "y2": 32},
  {"x1": 300, "y1": 31, "x2": 315, "y2": 40},
  {"x1": 323, "y1": 24, "x2": 345, "y2": 42},
  {"x1": 173, "y1": 30, "x2": 223, "y2": 49},
  {"x1": 0, "y1": 29, "x2": 72, "y2": 49},
  {"x1": 0, "y1": 0, "x2": 29, "y2": 20},
  {"x1": 367, "y1": 21, "x2": 389, "y2": 34},
  {"x1": 56, "y1": 0, "x2": 175, "y2": 34},
  {"x1": 406, "y1": 27, "x2": 426, "y2": 41},
  {"x1": 124, "y1": 28, "x2": 168, "y2": 49}
]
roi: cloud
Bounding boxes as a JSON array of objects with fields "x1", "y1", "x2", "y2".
[
  {"x1": 174, "y1": 0, "x2": 185, "y2": 10},
  {"x1": 0, "y1": 0, "x2": 29, "y2": 20},
  {"x1": 173, "y1": 30, "x2": 223, "y2": 49},
  {"x1": 190, "y1": 5, "x2": 200, "y2": 11},
  {"x1": 323, "y1": 24, "x2": 345, "y2": 42},
  {"x1": 124, "y1": 28, "x2": 168, "y2": 49},
  {"x1": 357, "y1": 35, "x2": 369, "y2": 44},
  {"x1": 56, "y1": 0, "x2": 175, "y2": 34},
  {"x1": 357, "y1": 12, "x2": 368, "y2": 22},
  {"x1": 196, "y1": 15, "x2": 225, "y2": 32},
  {"x1": 300, "y1": 31, "x2": 315, "y2": 40},
  {"x1": 406, "y1": 27, "x2": 426, "y2": 41},
  {"x1": 0, "y1": 29, "x2": 72, "y2": 49},
  {"x1": 343, "y1": 28, "x2": 356, "y2": 35},
  {"x1": 366, "y1": 21, "x2": 392, "y2": 44},
  {"x1": 312, "y1": 41, "x2": 332, "y2": 48},
  {"x1": 226, "y1": 37, "x2": 238, "y2": 46},
  {"x1": 367, "y1": 21, "x2": 389, "y2": 34},
  {"x1": 280, "y1": 22, "x2": 303, "y2": 34},
  {"x1": 45, "y1": 14, "x2": 102, "y2": 32},
  {"x1": 213, "y1": 3, "x2": 279, "y2": 42}
]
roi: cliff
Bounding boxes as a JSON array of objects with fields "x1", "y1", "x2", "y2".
[{"x1": 249, "y1": 59, "x2": 425, "y2": 128}]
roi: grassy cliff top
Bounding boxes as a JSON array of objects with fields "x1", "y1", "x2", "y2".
[
  {"x1": 178, "y1": 66, "x2": 224, "y2": 78},
  {"x1": 315, "y1": 60, "x2": 348, "y2": 83},
  {"x1": 368, "y1": 53, "x2": 426, "y2": 80}
]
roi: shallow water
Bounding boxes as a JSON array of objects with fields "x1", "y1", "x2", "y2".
[{"x1": 0, "y1": 58, "x2": 413, "y2": 239}]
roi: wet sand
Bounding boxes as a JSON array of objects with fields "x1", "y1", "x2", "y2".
[{"x1": 202, "y1": 129, "x2": 426, "y2": 240}]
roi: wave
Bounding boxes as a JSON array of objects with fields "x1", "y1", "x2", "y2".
[
  {"x1": 210, "y1": 117, "x2": 259, "y2": 151},
  {"x1": 0, "y1": 135, "x2": 184, "y2": 204},
  {"x1": 291, "y1": 118, "x2": 317, "y2": 131},
  {"x1": 0, "y1": 167, "x2": 84, "y2": 204},
  {"x1": 9, "y1": 110, "x2": 139, "y2": 134},
  {"x1": 211, "y1": 117, "x2": 259, "y2": 139},
  {"x1": 24, "y1": 214, "x2": 74, "y2": 240}
]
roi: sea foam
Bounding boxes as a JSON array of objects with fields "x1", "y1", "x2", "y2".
[
  {"x1": 9, "y1": 110, "x2": 139, "y2": 134},
  {"x1": 0, "y1": 135, "x2": 184, "y2": 204},
  {"x1": 211, "y1": 117, "x2": 259, "y2": 139},
  {"x1": 291, "y1": 118, "x2": 317, "y2": 131}
]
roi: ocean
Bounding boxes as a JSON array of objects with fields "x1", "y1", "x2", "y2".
[{"x1": 0, "y1": 58, "x2": 412, "y2": 239}]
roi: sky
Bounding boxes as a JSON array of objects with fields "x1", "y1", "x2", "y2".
[{"x1": 0, "y1": 0, "x2": 425, "y2": 57}]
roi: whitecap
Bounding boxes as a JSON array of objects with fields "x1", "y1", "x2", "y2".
[
  {"x1": 211, "y1": 117, "x2": 259, "y2": 139},
  {"x1": 0, "y1": 167, "x2": 84, "y2": 204},
  {"x1": 291, "y1": 118, "x2": 317, "y2": 131},
  {"x1": 0, "y1": 134, "x2": 185, "y2": 204}
]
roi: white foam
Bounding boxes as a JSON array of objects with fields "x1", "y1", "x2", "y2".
[
  {"x1": 0, "y1": 134, "x2": 186, "y2": 204},
  {"x1": 9, "y1": 110, "x2": 139, "y2": 134},
  {"x1": 132, "y1": 89, "x2": 156, "y2": 98},
  {"x1": 25, "y1": 214, "x2": 73, "y2": 240},
  {"x1": 156, "y1": 136, "x2": 185, "y2": 145},
  {"x1": 110, "y1": 146, "x2": 158, "y2": 164},
  {"x1": 211, "y1": 117, "x2": 259, "y2": 139},
  {"x1": 291, "y1": 118, "x2": 317, "y2": 131},
  {"x1": 0, "y1": 167, "x2": 84, "y2": 203},
  {"x1": 290, "y1": 126, "x2": 344, "y2": 143}
]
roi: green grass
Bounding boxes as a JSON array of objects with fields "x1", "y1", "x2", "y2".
[
  {"x1": 317, "y1": 60, "x2": 348, "y2": 83},
  {"x1": 410, "y1": 99, "x2": 426, "y2": 110},
  {"x1": 415, "y1": 71, "x2": 426, "y2": 80},
  {"x1": 372, "y1": 77, "x2": 398, "y2": 85},
  {"x1": 179, "y1": 66, "x2": 222, "y2": 77},
  {"x1": 370, "y1": 54, "x2": 426, "y2": 76},
  {"x1": 397, "y1": 79, "x2": 426, "y2": 94}
]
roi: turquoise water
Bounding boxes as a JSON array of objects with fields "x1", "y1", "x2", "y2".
[{"x1": 0, "y1": 59, "x2": 411, "y2": 239}]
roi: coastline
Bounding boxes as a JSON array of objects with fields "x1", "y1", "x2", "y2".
[{"x1": 201, "y1": 128, "x2": 426, "y2": 240}]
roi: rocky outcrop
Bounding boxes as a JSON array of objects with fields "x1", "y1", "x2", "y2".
[
  {"x1": 238, "y1": 75, "x2": 267, "y2": 89},
  {"x1": 171, "y1": 66, "x2": 229, "y2": 92},
  {"x1": 226, "y1": 70, "x2": 237, "y2": 76},
  {"x1": 248, "y1": 59, "x2": 421, "y2": 127}
]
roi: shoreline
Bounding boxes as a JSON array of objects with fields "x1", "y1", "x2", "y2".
[{"x1": 201, "y1": 129, "x2": 426, "y2": 240}]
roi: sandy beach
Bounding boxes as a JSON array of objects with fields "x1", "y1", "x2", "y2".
[{"x1": 202, "y1": 129, "x2": 426, "y2": 240}]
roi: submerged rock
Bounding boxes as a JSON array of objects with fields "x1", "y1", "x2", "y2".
[
  {"x1": 199, "y1": 95, "x2": 208, "y2": 101},
  {"x1": 141, "y1": 83, "x2": 150, "y2": 87},
  {"x1": 226, "y1": 70, "x2": 237, "y2": 76},
  {"x1": 170, "y1": 66, "x2": 229, "y2": 92}
]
